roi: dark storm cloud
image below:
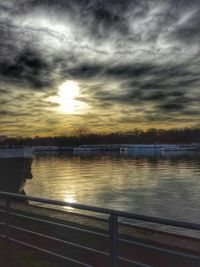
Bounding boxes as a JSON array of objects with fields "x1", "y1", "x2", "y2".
[
  {"x1": 0, "y1": 47, "x2": 53, "y2": 89},
  {"x1": 66, "y1": 64, "x2": 104, "y2": 79},
  {"x1": 65, "y1": 61, "x2": 200, "y2": 98},
  {"x1": 169, "y1": 7, "x2": 200, "y2": 45},
  {"x1": 0, "y1": 110, "x2": 30, "y2": 116},
  {"x1": 105, "y1": 64, "x2": 154, "y2": 78},
  {"x1": 81, "y1": 61, "x2": 199, "y2": 111},
  {"x1": 90, "y1": 85, "x2": 195, "y2": 113},
  {"x1": 157, "y1": 102, "x2": 184, "y2": 112},
  {"x1": 0, "y1": 88, "x2": 8, "y2": 94},
  {"x1": 60, "y1": 62, "x2": 154, "y2": 81},
  {"x1": 142, "y1": 91, "x2": 166, "y2": 100}
]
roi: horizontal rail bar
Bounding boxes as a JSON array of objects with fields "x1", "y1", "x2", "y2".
[
  {"x1": 11, "y1": 225, "x2": 109, "y2": 256},
  {"x1": 117, "y1": 213, "x2": 200, "y2": 230},
  {"x1": 11, "y1": 211, "x2": 108, "y2": 238},
  {"x1": 0, "y1": 233, "x2": 6, "y2": 239},
  {"x1": 1, "y1": 191, "x2": 200, "y2": 230},
  {"x1": 1, "y1": 235, "x2": 93, "y2": 267},
  {"x1": 119, "y1": 256, "x2": 151, "y2": 267},
  {"x1": 0, "y1": 192, "x2": 111, "y2": 214},
  {"x1": 119, "y1": 238, "x2": 200, "y2": 261}
]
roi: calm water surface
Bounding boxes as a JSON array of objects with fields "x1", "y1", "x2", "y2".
[{"x1": 23, "y1": 151, "x2": 200, "y2": 223}]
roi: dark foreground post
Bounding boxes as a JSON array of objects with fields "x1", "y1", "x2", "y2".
[
  {"x1": 5, "y1": 198, "x2": 11, "y2": 261},
  {"x1": 109, "y1": 213, "x2": 118, "y2": 267},
  {"x1": 5, "y1": 198, "x2": 11, "y2": 243}
]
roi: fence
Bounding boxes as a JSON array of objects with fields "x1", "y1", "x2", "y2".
[{"x1": 0, "y1": 191, "x2": 200, "y2": 267}]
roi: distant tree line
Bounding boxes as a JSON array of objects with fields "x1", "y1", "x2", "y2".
[{"x1": 1, "y1": 128, "x2": 200, "y2": 147}]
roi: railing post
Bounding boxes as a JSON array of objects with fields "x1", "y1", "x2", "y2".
[
  {"x1": 109, "y1": 213, "x2": 118, "y2": 267},
  {"x1": 5, "y1": 198, "x2": 11, "y2": 243}
]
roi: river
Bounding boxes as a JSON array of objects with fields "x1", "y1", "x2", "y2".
[{"x1": 20, "y1": 150, "x2": 200, "y2": 224}]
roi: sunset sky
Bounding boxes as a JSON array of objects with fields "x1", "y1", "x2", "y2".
[{"x1": 0, "y1": 0, "x2": 200, "y2": 137}]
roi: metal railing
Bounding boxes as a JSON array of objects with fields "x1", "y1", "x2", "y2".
[{"x1": 0, "y1": 191, "x2": 200, "y2": 267}]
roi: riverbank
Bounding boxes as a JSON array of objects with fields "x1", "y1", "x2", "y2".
[{"x1": 0, "y1": 201, "x2": 200, "y2": 266}]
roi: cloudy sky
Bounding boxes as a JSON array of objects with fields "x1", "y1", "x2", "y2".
[{"x1": 0, "y1": 0, "x2": 200, "y2": 137}]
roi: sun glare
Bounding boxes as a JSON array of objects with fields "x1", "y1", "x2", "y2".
[
  {"x1": 48, "y1": 80, "x2": 87, "y2": 113},
  {"x1": 59, "y1": 81, "x2": 79, "y2": 100},
  {"x1": 64, "y1": 195, "x2": 76, "y2": 211},
  {"x1": 58, "y1": 81, "x2": 80, "y2": 113}
]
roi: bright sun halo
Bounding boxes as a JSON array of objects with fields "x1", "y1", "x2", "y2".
[{"x1": 49, "y1": 80, "x2": 86, "y2": 113}]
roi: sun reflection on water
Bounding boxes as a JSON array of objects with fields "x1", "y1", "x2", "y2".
[{"x1": 64, "y1": 195, "x2": 76, "y2": 211}]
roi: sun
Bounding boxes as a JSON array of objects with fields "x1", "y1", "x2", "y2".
[
  {"x1": 48, "y1": 80, "x2": 87, "y2": 113},
  {"x1": 58, "y1": 81, "x2": 80, "y2": 113},
  {"x1": 59, "y1": 81, "x2": 79, "y2": 100}
]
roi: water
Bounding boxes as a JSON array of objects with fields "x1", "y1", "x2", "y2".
[{"x1": 21, "y1": 151, "x2": 200, "y2": 224}]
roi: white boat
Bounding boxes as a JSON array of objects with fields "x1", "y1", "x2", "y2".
[
  {"x1": 74, "y1": 145, "x2": 92, "y2": 152},
  {"x1": 120, "y1": 144, "x2": 165, "y2": 152},
  {"x1": 120, "y1": 143, "x2": 200, "y2": 152},
  {"x1": 163, "y1": 144, "x2": 199, "y2": 151},
  {"x1": 33, "y1": 146, "x2": 59, "y2": 152},
  {"x1": 0, "y1": 147, "x2": 33, "y2": 158}
]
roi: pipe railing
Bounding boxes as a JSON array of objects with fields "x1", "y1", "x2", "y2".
[{"x1": 0, "y1": 191, "x2": 200, "y2": 267}]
